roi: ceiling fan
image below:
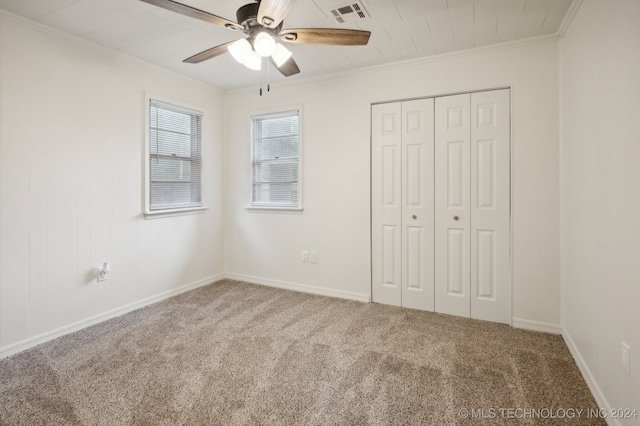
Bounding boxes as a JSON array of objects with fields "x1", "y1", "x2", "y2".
[{"x1": 140, "y1": 0, "x2": 372, "y2": 77}]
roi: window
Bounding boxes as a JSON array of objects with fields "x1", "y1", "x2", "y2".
[
  {"x1": 146, "y1": 98, "x2": 203, "y2": 214},
  {"x1": 251, "y1": 109, "x2": 301, "y2": 210}
]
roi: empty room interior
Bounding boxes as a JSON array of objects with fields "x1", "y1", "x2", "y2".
[{"x1": 0, "y1": 0, "x2": 638, "y2": 424}]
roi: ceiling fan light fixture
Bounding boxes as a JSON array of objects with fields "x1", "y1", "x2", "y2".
[
  {"x1": 272, "y1": 43, "x2": 292, "y2": 67},
  {"x1": 243, "y1": 49, "x2": 262, "y2": 70},
  {"x1": 254, "y1": 32, "x2": 276, "y2": 57},
  {"x1": 228, "y1": 38, "x2": 261, "y2": 70},
  {"x1": 228, "y1": 39, "x2": 252, "y2": 65}
]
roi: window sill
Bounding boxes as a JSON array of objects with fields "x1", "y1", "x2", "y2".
[
  {"x1": 246, "y1": 206, "x2": 304, "y2": 214},
  {"x1": 144, "y1": 206, "x2": 208, "y2": 219}
]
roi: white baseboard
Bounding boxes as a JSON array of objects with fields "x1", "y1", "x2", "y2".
[
  {"x1": 512, "y1": 318, "x2": 563, "y2": 334},
  {"x1": 225, "y1": 273, "x2": 371, "y2": 303},
  {"x1": 0, "y1": 273, "x2": 225, "y2": 360},
  {"x1": 562, "y1": 329, "x2": 618, "y2": 426}
]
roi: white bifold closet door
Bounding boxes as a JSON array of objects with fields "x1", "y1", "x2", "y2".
[
  {"x1": 435, "y1": 89, "x2": 510, "y2": 324},
  {"x1": 371, "y1": 99, "x2": 435, "y2": 311},
  {"x1": 372, "y1": 89, "x2": 510, "y2": 324}
]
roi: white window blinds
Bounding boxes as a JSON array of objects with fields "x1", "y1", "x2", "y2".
[
  {"x1": 148, "y1": 99, "x2": 203, "y2": 212},
  {"x1": 251, "y1": 110, "x2": 300, "y2": 208}
]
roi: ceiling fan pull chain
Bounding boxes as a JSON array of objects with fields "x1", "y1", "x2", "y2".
[{"x1": 259, "y1": 57, "x2": 264, "y2": 96}]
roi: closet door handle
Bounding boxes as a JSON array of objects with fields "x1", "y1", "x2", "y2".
[
  {"x1": 412, "y1": 215, "x2": 417, "y2": 220},
  {"x1": 453, "y1": 216, "x2": 459, "y2": 221}
]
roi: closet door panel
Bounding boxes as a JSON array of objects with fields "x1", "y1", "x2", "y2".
[
  {"x1": 372, "y1": 103, "x2": 402, "y2": 306},
  {"x1": 435, "y1": 94, "x2": 471, "y2": 317},
  {"x1": 401, "y1": 99, "x2": 434, "y2": 311},
  {"x1": 470, "y1": 89, "x2": 510, "y2": 324}
]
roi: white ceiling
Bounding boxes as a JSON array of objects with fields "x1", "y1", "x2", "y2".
[{"x1": 0, "y1": 0, "x2": 572, "y2": 90}]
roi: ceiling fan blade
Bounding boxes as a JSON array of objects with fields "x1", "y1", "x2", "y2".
[
  {"x1": 279, "y1": 28, "x2": 371, "y2": 46},
  {"x1": 257, "y1": 0, "x2": 297, "y2": 29},
  {"x1": 140, "y1": 0, "x2": 243, "y2": 31},
  {"x1": 270, "y1": 56, "x2": 300, "y2": 77},
  {"x1": 183, "y1": 40, "x2": 238, "y2": 64}
]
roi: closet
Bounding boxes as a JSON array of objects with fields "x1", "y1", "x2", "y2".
[{"x1": 371, "y1": 89, "x2": 510, "y2": 324}]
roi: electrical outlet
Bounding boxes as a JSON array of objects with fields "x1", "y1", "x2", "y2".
[
  {"x1": 302, "y1": 250, "x2": 308, "y2": 263},
  {"x1": 309, "y1": 251, "x2": 318, "y2": 264},
  {"x1": 622, "y1": 342, "x2": 630, "y2": 376}
]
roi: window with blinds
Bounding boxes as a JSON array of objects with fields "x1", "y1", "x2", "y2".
[
  {"x1": 251, "y1": 110, "x2": 301, "y2": 208},
  {"x1": 147, "y1": 99, "x2": 203, "y2": 212}
]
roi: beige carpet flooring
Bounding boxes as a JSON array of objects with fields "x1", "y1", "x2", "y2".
[{"x1": 0, "y1": 279, "x2": 604, "y2": 425}]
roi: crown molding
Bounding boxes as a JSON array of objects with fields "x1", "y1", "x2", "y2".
[{"x1": 557, "y1": 0, "x2": 583, "y2": 38}]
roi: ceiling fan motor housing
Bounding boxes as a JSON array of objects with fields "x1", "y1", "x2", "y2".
[
  {"x1": 237, "y1": 2, "x2": 283, "y2": 43},
  {"x1": 236, "y1": 2, "x2": 259, "y2": 26}
]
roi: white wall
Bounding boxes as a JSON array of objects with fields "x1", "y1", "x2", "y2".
[
  {"x1": 0, "y1": 15, "x2": 225, "y2": 355},
  {"x1": 225, "y1": 39, "x2": 561, "y2": 328},
  {"x1": 560, "y1": 0, "x2": 640, "y2": 415}
]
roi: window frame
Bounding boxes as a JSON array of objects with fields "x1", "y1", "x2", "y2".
[
  {"x1": 144, "y1": 93, "x2": 206, "y2": 217},
  {"x1": 248, "y1": 105, "x2": 303, "y2": 213}
]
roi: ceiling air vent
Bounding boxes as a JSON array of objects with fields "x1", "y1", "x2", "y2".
[{"x1": 326, "y1": 1, "x2": 370, "y2": 24}]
